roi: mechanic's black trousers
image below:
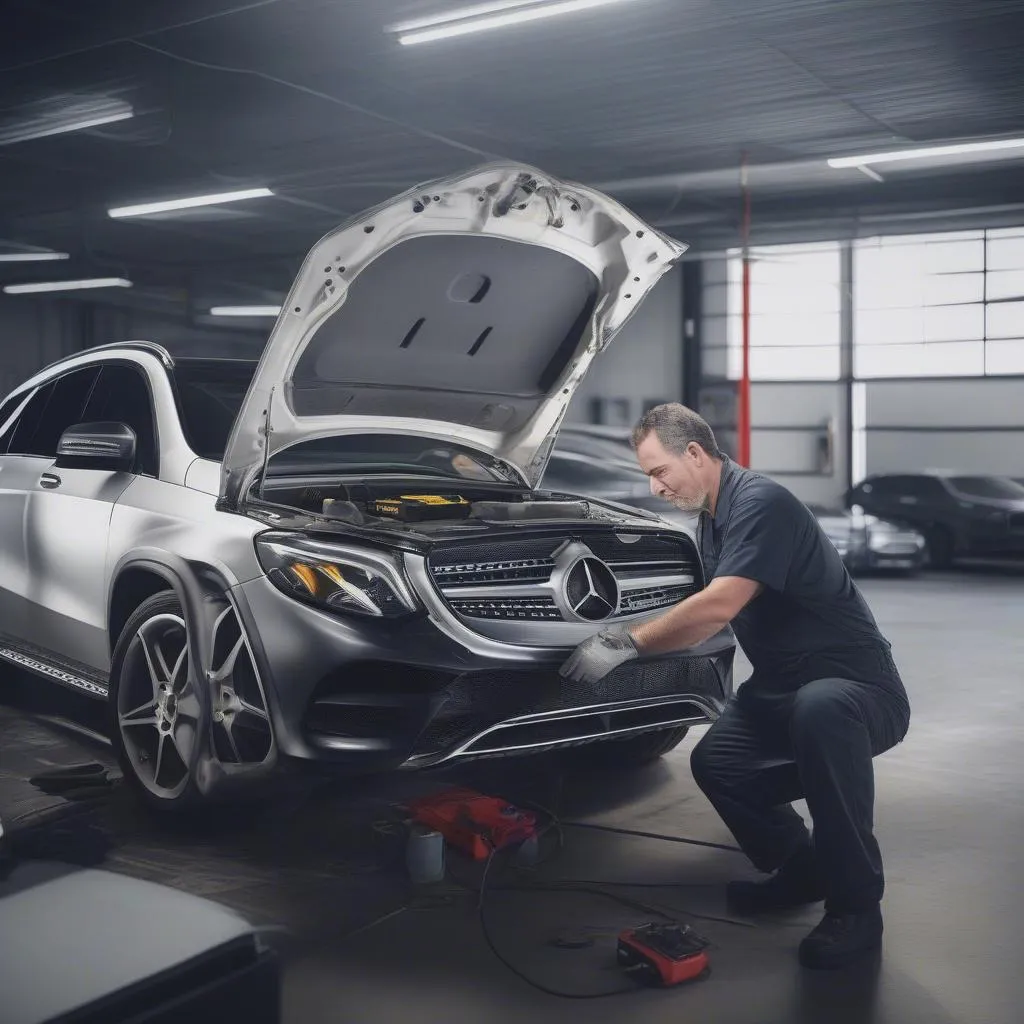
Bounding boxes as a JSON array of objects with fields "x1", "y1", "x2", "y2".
[{"x1": 690, "y1": 676, "x2": 910, "y2": 913}]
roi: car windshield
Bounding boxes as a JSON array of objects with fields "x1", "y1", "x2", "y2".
[
  {"x1": 543, "y1": 454, "x2": 648, "y2": 490},
  {"x1": 947, "y1": 476, "x2": 1024, "y2": 500},
  {"x1": 268, "y1": 435, "x2": 521, "y2": 484},
  {"x1": 171, "y1": 360, "x2": 257, "y2": 460},
  {"x1": 171, "y1": 360, "x2": 520, "y2": 484}
]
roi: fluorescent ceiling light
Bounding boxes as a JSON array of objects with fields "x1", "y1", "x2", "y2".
[
  {"x1": 393, "y1": 0, "x2": 634, "y2": 45},
  {"x1": 828, "y1": 137, "x2": 1024, "y2": 169},
  {"x1": 3, "y1": 277, "x2": 132, "y2": 295},
  {"x1": 108, "y1": 187, "x2": 274, "y2": 218},
  {"x1": 0, "y1": 98, "x2": 134, "y2": 147},
  {"x1": 0, "y1": 251, "x2": 69, "y2": 262},
  {"x1": 391, "y1": 1, "x2": 546, "y2": 31},
  {"x1": 209, "y1": 305, "x2": 282, "y2": 317}
]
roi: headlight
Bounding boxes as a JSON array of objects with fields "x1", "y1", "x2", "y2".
[{"x1": 255, "y1": 533, "x2": 420, "y2": 619}]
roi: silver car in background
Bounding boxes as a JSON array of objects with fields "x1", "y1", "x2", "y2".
[
  {"x1": 809, "y1": 504, "x2": 927, "y2": 573},
  {"x1": 0, "y1": 164, "x2": 734, "y2": 810}
]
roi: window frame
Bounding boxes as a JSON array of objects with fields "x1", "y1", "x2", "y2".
[
  {"x1": 5, "y1": 367, "x2": 101, "y2": 460},
  {"x1": 0, "y1": 358, "x2": 161, "y2": 477},
  {"x1": 82, "y1": 360, "x2": 162, "y2": 478}
]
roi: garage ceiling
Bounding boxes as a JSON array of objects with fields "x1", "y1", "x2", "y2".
[{"x1": 3, "y1": 0, "x2": 1024, "y2": 318}]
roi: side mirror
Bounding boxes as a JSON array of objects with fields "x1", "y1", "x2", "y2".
[{"x1": 56, "y1": 422, "x2": 137, "y2": 472}]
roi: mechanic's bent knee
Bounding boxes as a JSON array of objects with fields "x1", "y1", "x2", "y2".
[
  {"x1": 789, "y1": 679, "x2": 859, "y2": 743},
  {"x1": 689, "y1": 726, "x2": 728, "y2": 793}
]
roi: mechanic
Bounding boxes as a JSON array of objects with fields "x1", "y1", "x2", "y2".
[{"x1": 560, "y1": 404, "x2": 911, "y2": 970}]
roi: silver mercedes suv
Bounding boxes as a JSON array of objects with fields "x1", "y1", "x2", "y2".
[{"x1": 0, "y1": 164, "x2": 734, "y2": 809}]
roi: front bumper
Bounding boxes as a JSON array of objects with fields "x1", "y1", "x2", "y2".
[{"x1": 230, "y1": 572, "x2": 733, "y2": 772}]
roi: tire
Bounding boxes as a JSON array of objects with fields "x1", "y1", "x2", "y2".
[
  {"x1": 108, "y1": 591, "x2": 205, "y2": 812},
  {"x1": 567, "y1": 725, "x2": 690, "y2": 768},
  {"x1": 925, "y1": 525, "x2": 955, "y2": 570}
]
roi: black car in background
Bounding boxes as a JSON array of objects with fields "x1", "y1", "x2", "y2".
[
  {"x1": 847, "y1": 473, "x2": 1024, "y2": 567},
  {"x1": 808, "y1": 505, "x2": 927, "y2": 574}
]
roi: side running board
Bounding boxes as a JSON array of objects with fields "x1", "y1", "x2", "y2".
[{"x1": 0, "y1": 644, "x2": 108, "y2": 698}]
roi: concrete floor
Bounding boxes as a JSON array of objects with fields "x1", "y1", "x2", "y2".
[{"x1": 2, "y1": 567, "x2": 1023, "y2": 1023}]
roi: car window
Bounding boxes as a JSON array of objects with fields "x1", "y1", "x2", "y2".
[
  {"x1": 947, "y1": 476, "x2": 1024, "y2": 500},
  {"x1": 0, "y1": 389, "x2": 33, "y2": 454},
  {"x1": 82, "y1": 364, "x2": 159, "y2": 476},
  {"x1": 7, "y1": 367, "x2": 100, "y2": 458},
  {"x1": 171, "y1": 360, "x2": 257, "y2": 460}
]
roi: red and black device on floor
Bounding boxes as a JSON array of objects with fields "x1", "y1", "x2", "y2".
[
  {"x1": 406, "y1": 788, "x2": 538, "y2": 860},
  {"x1": 617, "y1": 922, "x2": 711, "y2": 987}
]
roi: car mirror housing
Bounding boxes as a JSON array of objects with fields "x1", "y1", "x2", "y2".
[{"x1": 55, "y1": 421, "x2": 137, "y2": 473}]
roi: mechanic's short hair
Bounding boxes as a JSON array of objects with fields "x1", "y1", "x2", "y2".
[{"x1": 631, "y1": 403, "x2": 722, "y2": 459}]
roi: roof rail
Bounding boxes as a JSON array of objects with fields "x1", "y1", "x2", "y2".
[{"x1": 36, "y1": 341, "x2": 175, "y2": 377}]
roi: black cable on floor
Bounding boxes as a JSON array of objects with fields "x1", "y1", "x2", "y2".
[
  {"x1": 513, "y1": 794, "x2": 743, "y2": 855},
  {"x1": 475, "y1": 845, "x2": 651, "y2": 1000},
  {"x1": 559, "y1": 820, "x2": 743, "y2": 854}
]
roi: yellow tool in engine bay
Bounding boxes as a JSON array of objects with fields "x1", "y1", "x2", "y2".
[{"x1": 370, "y1": 493, "x2": 472, "y2": 522}]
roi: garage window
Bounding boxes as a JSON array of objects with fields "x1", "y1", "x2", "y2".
[
  {"x1": 854, "y1": 228, "x2": 1024, "y2": 377},
  {"x1": 703, "y1": 243, "x2": 841, "y2": 381}
]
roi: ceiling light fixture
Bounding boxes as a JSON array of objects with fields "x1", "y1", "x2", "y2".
[
  {"x1": 0, "y1": 98, "x2": 134, "y2": 147},
  {"x1": 392, "y1": 0, "x2": 634, "y2": 45},
  {"x1": 108, "y1": 187, "x2": 274, "y2": 219},
  {"x1": 3, "y1": 277, "x2": 132, "y2": 295},
  {"x1": 209, "y1": 305, "x2": 282, "y2": 317},
  {"x1": 828, "y1": 137, "x2": 1024, "y2": 169},
  {"x1": 391, "y1": 1, "x2": 546, "y2": 31},
  {"x1": 0, "y1": 251, "x2": 70, "y2": 262}
]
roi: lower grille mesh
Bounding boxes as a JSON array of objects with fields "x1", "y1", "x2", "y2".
[{"x1": 411, "y1": 655, "x2": 726, "y2": 759}]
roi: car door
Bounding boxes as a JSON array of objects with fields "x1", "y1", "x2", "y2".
[
  {"x1": 21, "y1": 363, "x2": 156, "y2": 674},
  {"x1": 0, "y1": 384, "x2": 50, "y2": 647}
]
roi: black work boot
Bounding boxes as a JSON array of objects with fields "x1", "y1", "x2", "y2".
[
  {"x1": 727, "y1": 842, "x2": 825, "y2": 915},
  {"x1": 798, "y1": 905, "x2": 883, "y2": 969}
]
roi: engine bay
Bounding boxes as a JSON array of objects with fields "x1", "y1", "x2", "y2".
[{"x1": 252, "y1": 475, "x2": 637, "y2": 530}]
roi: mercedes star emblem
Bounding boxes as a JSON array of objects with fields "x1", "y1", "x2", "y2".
[{"x1": 561, "y1": 555, "x2": 620, "y2": 622}]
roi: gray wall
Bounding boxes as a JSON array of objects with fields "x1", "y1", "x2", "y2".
[
  {"x1": 860, "y1": 378, "x2": 1024, "y2": 479},
  {"x1": 751, "y1": 382, "x2": 848, "y2": 506},
  {"x1": 565, "y1": 267, "x2": 683, "y2": 425}
]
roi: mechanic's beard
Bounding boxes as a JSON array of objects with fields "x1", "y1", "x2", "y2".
[{"x1": 667, "y1": 491, "x2": 709, "y2": 514}]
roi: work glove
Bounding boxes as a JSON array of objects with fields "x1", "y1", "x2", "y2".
[{"x1": 559, "y1": 627, "x2": 639, "y2": 686}]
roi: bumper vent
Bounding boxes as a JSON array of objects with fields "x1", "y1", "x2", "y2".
[{"x1": 405, "y1": 654, "x2": 728, "y2": 766}]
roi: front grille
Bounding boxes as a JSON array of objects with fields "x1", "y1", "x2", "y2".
[
  {"x1": 618, "y1": 583, "x2": 698, "y2": 614},
  {"x1": 408, "y1": 655, "x2": 726, "y2": 762},
  {"x1": 430, "y1": 558, "x2": 555, "y2": 586},
  {"x1": 428, "y1": 530, "x2": 702, "y2": 623},
  {"x1": 447, "y1": 596, "x2": 561, "y2": 620}
]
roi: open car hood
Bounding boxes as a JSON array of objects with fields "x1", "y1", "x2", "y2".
[{"x1": 219, "y1": 163, "x2": 685, "y2": 509}]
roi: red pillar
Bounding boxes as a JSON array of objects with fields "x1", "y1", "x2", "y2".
[{"x1": 737, "y1": 154, "x2": 752, "y2": 468}]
